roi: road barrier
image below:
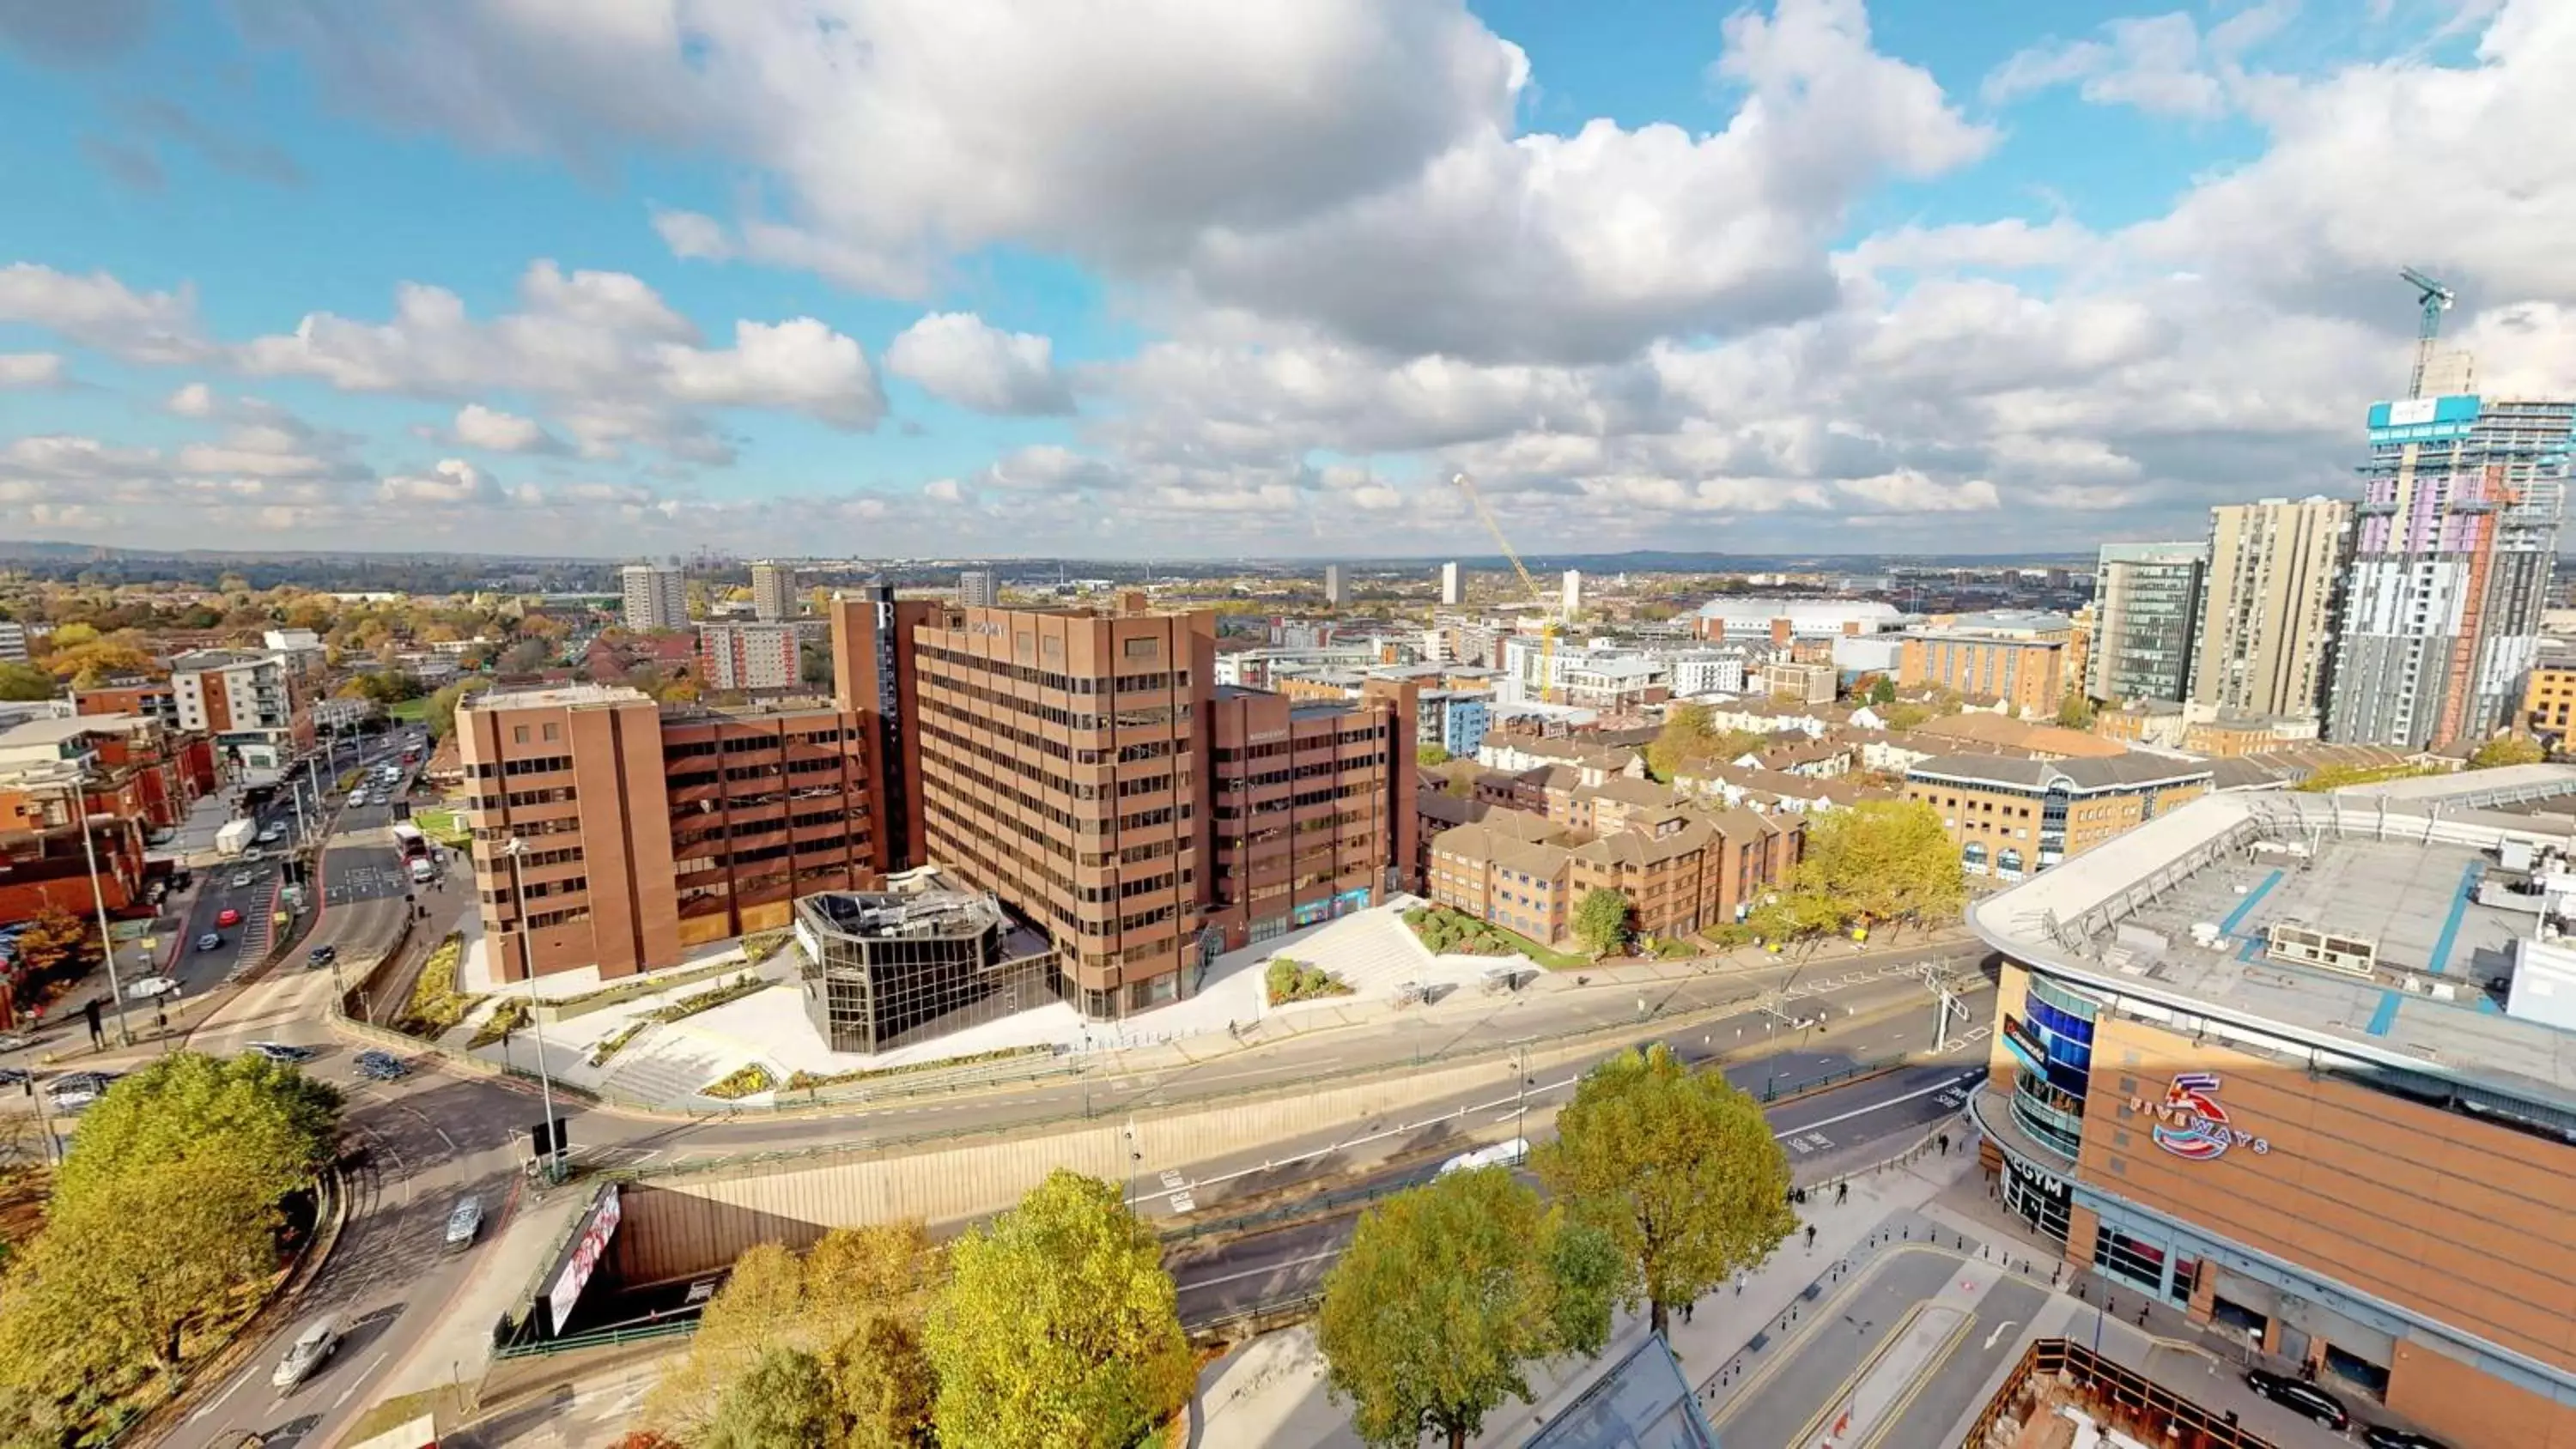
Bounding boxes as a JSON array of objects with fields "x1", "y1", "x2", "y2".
[{"x1": 492, "y1": 1316, "x2": 699, "y2": 1361}]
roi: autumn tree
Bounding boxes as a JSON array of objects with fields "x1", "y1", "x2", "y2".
[
  {"x1": 1867, "y1": 675, "x2": 1897, "y2": 706},
  {"x1": 8, "y1": 904, "x2": 99, "y2": 990},
  {"x1": 1574, "y1": 888, "x2": 1632, "y2": 959},
  {"x1": 1777, "y1": 798, "x2": 1965, "y2": 939},
  {"x1": 1318, "y1": 1166, "x2": 1619, "y2": 1449},
  {"x1": 2470, "y1": 735, "x2": 2546, "y2": 769},
  {"x1": 1536, "y1": 1044, "x2": 1796, "y2": 1338},
  {"x1": 2055, "y1": 694, "x2": 2097, "y2": 730},
  {"x1": 704, "y1": 1346, "x2": 839, "y2": 1449},
  {"x1": 0, "y1": 664, "x2": 55, "y2": 701},
  {"x1": 1419, "y1": 743, "x2": 1452, "y2": 767},
  {"x1": 426, "y1": 676, "x2": 495, "y2": 740},
  {"x1": 921, "y1": 1170, "x2": 1190, "y2": 1449}
]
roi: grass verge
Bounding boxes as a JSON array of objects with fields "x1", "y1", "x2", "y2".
[
  {"x1": 467, "y1": 997, "x2": 530, "y2": 1050},
  {"x1": 390, "y1": 932, "x2": 476, "y2": 1036},
  {"x1": 1403, "y1": 906, "x2": 1587, "y2": 969},
  {"x1": 647, "y1": 973, "x2": 767, "y2": 1023},
  {"x1": 781, "y1": 1044, "x2": 1055, "y2": 1093},
  {"x1": 587, "y1": 1020, "x2": 648, "y2": 1068}
]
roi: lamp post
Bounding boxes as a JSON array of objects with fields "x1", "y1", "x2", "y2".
[
  {"x1": 504, "y1": 837, "x2": 564, "y2": 1182},
  {"x1": 65, "y1": 771, "x2": 131, "y2": 1046}
]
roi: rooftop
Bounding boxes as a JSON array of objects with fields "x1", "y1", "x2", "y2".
[
  {"x1": 0, "y1": 718, "x2": 106, "y2": 749},
  {"x1": 800, "y1": 888, "x2": 1002, "y2": 942},
  {"x1": 462, "y1": 683, "x2": 652, "y2": 712},
  {"x1": 1969, "y1": 770, "x2": 2576, "y2": 1120},
  {"x1": 1907, "y1": 752, "x2": 2212, "y2": 792}
]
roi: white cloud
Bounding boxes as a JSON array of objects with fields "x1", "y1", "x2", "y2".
[
  {"x1": 1981, "y1": 3, "x2": 2295, "y2": 118},
  {"x1": 165, "y1": 381, "x2": 216, "y2": 415},
  {"x1": 884, "y1": 312, "x2": 1074, "y2": 415},
  {"x1": 379, "y1": 458, "x2": 495, "y2": 505},
  {"x1": 453, "y1": 403, "x2": 563, "y2": 454},
  {"x1": 0, "y1": 262, "x2": 203, "y2": 362},
  {"x1": 657, "y1": 318, "x2": 884, "y2": 428},
  {"x1": 0, "y1": 354, "x2": 64, "y2": 389}
]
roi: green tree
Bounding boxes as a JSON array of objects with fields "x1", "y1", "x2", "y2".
[
  {"x1": 0, "y1": 1155, "x2": 279, "y2": 1373},
  {"x1": 1786, "y1": 799, "x2": 1965, "y2": 937},
  {"x1": 0, "y1": 663, "x2": 56, "y2": 701},
  {"x1": 426, "y1": 676, "x2": 495, "y2": 740},
  {"x1": 1644, "y1": 701, "x2": 1713, "y2": 782},
  {"x1": 1867, "y1": 675, "x2": 1897, "y2": 706},
  {"x1": 1536, "y1": 1044, "x2": 1796, "y2": 1338},
  {"x1": 54, "y1": 1052, "x2": 343, "y2": 1214},
  {"x1": 1573, "y1": 888, "x2": 1632, "y2": 959},
  {"x1": 921, "y1": 1170, "x2": 1191, "y2": 1449},
  {"x1": 2470, "y1": 735, "x2": 2546, "y2": 769},
  {"x1": 1419, "y1": 743, "x2": 1452, "y2": 767},
  {"x1": 705, "y1": 1345, "x2": 839, "y2": 1449},
  {"x1": 829, "y1": 1314, "x2": 938, "y2": 1449},
  {"x1": 1317, "y1": 1167, "x2": 1621, "y2": 1449},
  {"x1": 2055, "y1": 694, "x2": 2097, "y2": 730}
]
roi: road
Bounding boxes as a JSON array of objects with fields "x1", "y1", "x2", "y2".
[{"x1": 1163, "y1": 1046, "x2": 1989, "y2": 1327}]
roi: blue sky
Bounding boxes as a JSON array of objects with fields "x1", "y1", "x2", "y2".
[{"x1": 0, "y1": 0, "x2": 2561, "y2": 558}]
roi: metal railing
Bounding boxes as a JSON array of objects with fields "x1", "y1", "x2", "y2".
[{"x1": 492, "y1": 1316, "x2": 699, "y2": 1361}]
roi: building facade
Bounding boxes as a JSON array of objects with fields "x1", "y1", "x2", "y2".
[
  {"x1": 2330, "y1": 396, "x2": 2575, "y2": 749},
  {"x1": 1695, "y1": 598, "x2": 1904, "y2": 644},
  {"x1": 1323, "y1": 565, "x2": 1349, "y2": 608},
  {"x1": 1903, "y1": 753, "x2": 2210, "y2": 879},
  {"x1": 2521, "y1": 663, "x2": 2576, "y2": 745},
  {"x1": 957, "y1": 570, "x2": 998, "y2": 608},
  {"x1": 2196, "y1": 498, "x2": 2349, "y2": 722},
  {"x1": 167, "y1": 648, "x2": 316, "y2": 773},
  {"x1": 1898, "y1": 613, "x2": 2073, "y2": 717},
  {"x1": 793, "y1": 880, "x2": 1055, "y2": 1054},
  {"x1": 2088, "y1": 543, "x2": 2204, "y2": 705},
  {"x1": 696, "y1": 621, "x2": 802, "y2": 693},
  {"x1": 1765, "y1": 659, "x2": 1838, "y2": 706},
  {"x1": 1202, "y1": 682, "x2": 1414, "y2": 952},
  {"x1": 619, "y1": 563, "x2": 689, "y2": 633},
  {"x1": 1440, "y1": 561, "x2": 1464, "y2": 606},
  {"x1": 749, "y1": 561, "x2": 799, "y2": 622},
  {"x1": 1967, "y1": 779, "x2": 2576, "y2": 1449}
]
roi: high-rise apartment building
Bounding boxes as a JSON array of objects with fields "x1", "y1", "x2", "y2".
[
  {"x1": 957, "y1": 570, "x2": 998, "y2": 608},
  {"x1": 620, "y1": 563, "x2": 689, "y2": 632},
  {"x1": 1204, "y1": 682, "x2": 1416, "y2": 949},
  {"x1": 1562, "y1": 569, "x2": 1583, "y2": 616},
  {"x1": 456, "y1": 683, "x2": 879, "y2": 981},
  {"x1": 1440, "y1": 561, "x2": 1464, "y2": 606},
  {"x1": 1323, "y1": 565, "x2": 1349, "y2": 608},
  {"x1": 2329, "y1": 395, "x2": 2576, "y2": 748},
  {"x1": 2087, "y1": 543, "x2": 2204, "y2": 706},
  {"x1": 696, "y1": 621, "x2": 802, "y2": 693},
  {"x1": 2195, "y1": 498, "x2": 2350, "y2": 721},
  {"x1": 749, "y1": 561, "x2": 799, "y2": 622},
  {"x1": 167, "y1": 648, "x2": 317, "y2": 773},
  {"x1": 0, "y1": 621, "x2": 26, "y2": 664}
]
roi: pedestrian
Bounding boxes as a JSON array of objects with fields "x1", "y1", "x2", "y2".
[
  {"x1": 1938, "y1": 1131, "x2": 1950, "y2": 1156},
  {"x1": 1805, "y1": 1223, "x2": 1816, "y2": 1250},
  {"x1": 1682, "y1": 1301, "x2": 1693, "y2": 1325},
  {"x1": 1836, "y1": 1180, "x2": 1849, "y2": 1207},
  {"x1": 2138, "y1": 1302, "x2": 2149, "y2": 1327},
  {"x1": 83, "y1": 997, "x2": 102, "y2": 1049}
]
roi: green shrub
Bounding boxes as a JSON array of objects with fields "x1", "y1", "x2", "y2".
[
  {"x1": 587, "y1": 1020, "x2": 648, "y2": 1067},
  {"x1": 1264, "y1": 958, "x2": 1353, "y2": 1006},
  {"x1": 648, "y1": 973, "x2": 766, "y2": 1023},
  {"x1": 740, "y1": 928, "x2": 792, "y2": 966},
  {"x1": 702, "y1": 1064, "x2": 776, "y2": 1100},
  {"x1": 782, "y1": 1045, "x2": 1055, "y2": 1092},
  {"x1": 468, "y1": 997, "x2": 531, "y2": 1049},
  {"x1": 392, "y1": 932, "x2": 476, "y2": 1037}
]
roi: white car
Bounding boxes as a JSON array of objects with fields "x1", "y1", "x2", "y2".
[
  {"x1": 46, "y1": 1071, "x2": 115, "y2": 1109},
  {"x1": 125, "y1": 975, "x2": 181, "y2": 999},
  {"x1": 271, "y1": 1316, "x2": 340, "y2": 1389},
  {"x1": 347, "y1": 792, "x2": 367, "y2": 808}
]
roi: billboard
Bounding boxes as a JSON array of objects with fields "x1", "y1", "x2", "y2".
[
  {"x1": 544, "y1": 1183, "x2": 623, "y2": 1335},
  {"x1": 2367, "y1": 394, "x2": 2481, "y2": 444}
]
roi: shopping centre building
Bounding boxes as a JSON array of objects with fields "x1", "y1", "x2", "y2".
[{"x1": 1968, "y1": 766, "x2": 2576, "y2": 1449}]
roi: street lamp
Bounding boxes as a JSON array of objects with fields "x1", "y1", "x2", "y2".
[
  {"x1": 60, "y1": 769, "x2": 131, "y2": 1047},
  {"x1": 503, "y1": 836, "x2": 565, "y2": 1182}
]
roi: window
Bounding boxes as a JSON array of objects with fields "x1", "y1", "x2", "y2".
[
  {"x1": 1124, "y1": 637, "x2": 1158, "y2": 660},
  {"x1": 543, "y1": 722, "x2": 561, "y2": 742},
  {"x1": 513, "y1": 725, "x2": 529, "y2": 744}
]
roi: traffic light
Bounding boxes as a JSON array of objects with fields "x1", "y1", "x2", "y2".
[{"x1": 528, "y1": 1118, "x2": 568, "y2": 1158}]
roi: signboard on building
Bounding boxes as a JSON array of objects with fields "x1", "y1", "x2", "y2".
[
  {"x1": 2130, "y1": 1072, "x2": 2269, "y2": 1161},
  {"x1": 2000, "y1": 1012, "x2": 2049, "y2": 1075},
  {"x1": 2366, "y1": 394, "x2": 2481, "y2": 444},
  {"x1": 544, "y1": 1183, "x2": 623, "y2": 1335}
]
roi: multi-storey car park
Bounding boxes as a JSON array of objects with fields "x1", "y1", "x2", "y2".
[{"x1": 1965, "y1": 765, "x2": 2576, "y2": 1448}]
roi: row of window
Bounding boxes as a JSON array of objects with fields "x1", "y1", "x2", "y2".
[{"x1": 914, "y1": 641, "x2": 1191, "y2": 698}]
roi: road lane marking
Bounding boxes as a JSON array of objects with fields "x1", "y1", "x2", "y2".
[
  {"x1": 331, "y1": 1350, "x2": 391, "y2": 1410},
  {"x1": 1771, "y1": 1073, "x2": 1978, "y2": 1141},
  {"x1": 1176, "y1": 1248, "x2": 1345, "y2": 1293}
]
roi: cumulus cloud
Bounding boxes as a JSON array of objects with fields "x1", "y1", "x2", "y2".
[
  {"x1": 379, "y1": 458, "x2": 495, "y2": 505},
  {"x1": 0, "y1": 262, "x2": 204, "y2": 363},
  {"x1": 1982, "y1": 2, "x2": 2295, "y2": 118},
  {"x1": 164, "y1": 381, "x2": 215, "y2": 415},
  {"x1": 0, "y1": 354, "x2": 64, "y2": 389},
  {"x1": 884, "y1": 312, "x2": 1074, "y2": 415},
  {"x1": 452, "y1": 403, "x2": 563, "y2": 454}
]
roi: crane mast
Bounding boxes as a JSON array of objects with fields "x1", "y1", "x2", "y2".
[
  {"x1": 2401, "y1": 265, "x2": 2455, "y2": 400},
  {"x1": 1451, "y1": 471, "x2": 1561, "y2": 704}
]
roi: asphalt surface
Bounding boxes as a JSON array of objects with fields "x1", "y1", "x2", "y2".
[
  {"x1": 140, "y1": 851, "x2": 1989, "y2": 1449},
  {"x1": 1163, "y1": 1037, "x2": 1990, "y2": 1326}
]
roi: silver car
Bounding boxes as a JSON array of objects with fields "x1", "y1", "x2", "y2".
[
  {"x1": 444, "y1": 1197, "x2": 483, "y2": 1251},
  {"x1": 270, "y1": 1315, "x2": 339, "y2": 1389}
]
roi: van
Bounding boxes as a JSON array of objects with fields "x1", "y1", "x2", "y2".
[{"x1": 408, "y1": 858, "x2": 436, "y2": 884}]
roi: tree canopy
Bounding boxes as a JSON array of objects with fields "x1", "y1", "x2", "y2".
[
  {"x1": 1318, "y1": 1166, "x2": 1619, "y2": 1449},
  {"x1": 920, "y1": 1170, "x2": 1190, "y2": 1449},
  {"x1": 1753, "y1": 798, "x2": 1965, "y2": 942},
  {"x1": 2055, "y1": 694, "x2": 2097, "y2": 730},
  {"x1": 1536, "y1": 1044, "x2": 1796, "y2": 1338},
  {"x1": 1643, "y1": 703, "x2": 1765, "y2": 783},
  {"x1": 426, "y1": 676, "x2": 495, "y2": 740},
  {"x1": 1573, "y1": 888, "x2": 1631, "y2": 959},
  {"x1": 2470, "y1": 735, "x2": 2546, "y2": 769},
  {"x1": 704, "y1": 1346, "x2": 839, "y2": 1449},
  {"x1": 0, "y1": 664, "x2": 56, "y2": 701}
]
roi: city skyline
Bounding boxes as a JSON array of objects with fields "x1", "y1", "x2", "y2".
[{"x1": 0, "y1": 1, "x2": 2567, "y2": 559}]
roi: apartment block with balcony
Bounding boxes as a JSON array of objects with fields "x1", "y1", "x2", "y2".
[
  {"x1": 904, "y1": 600, "x2": 1213, "y2": 1018},
  {"x1": 167, "y1": 648, "x2": 316, "y2": 775},
  {"x1": 697, "y1": 620, "x2": 804, "y2": 694},
  {"x1": 1204, "y1": 682, "x2": 1415, "y2": 952}
]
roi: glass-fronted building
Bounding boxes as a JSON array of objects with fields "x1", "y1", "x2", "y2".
[{"x1": 793, "y1": 879, "x2": 1059, "y2": 1055}]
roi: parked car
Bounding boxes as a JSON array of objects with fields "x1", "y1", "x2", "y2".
[
  {"x1": 444, "y1": 1197, "x2": 483, "y2": 1251},
  {"x1": 2244, "y1": 1369, "x2": 2349, "y2": 1430},
  {"x1": 346, "y1": 792, "x2": 367, "y2": 809},
  {"x1": 246, "y1": 1042, "x2": 315, "y2": 1064},
  {"x1": 270, "y1": 1316, "x2": 340, "y2": 1390},
  {"x1": 257, "y1": 823, "x2": 286, "y2": 844},
  {"x1": 46, "y1": 1072, "x2": 115, "y2": 1110},
  {"x1": 130, "y1": 974, "x2": 182, "y2": 997},
  {"x1": 229, "y1": 870, "x2": 258, "y2": 889},
  {"x1": 2362, "y1": 1428, "x2": 2450, "y2": 1449},
  {"x1": 355, "y1": 1049, "x2": 408, "y2": 1082},
  {"x1": 196, "y1": 931, "x2": 224, "y2": 952},
  {"x1": 216, "y1": 906, "x2": 243, "y2": 927},
  {"x1": 0, "y1": 1066, "x2": 30, "y2": 1088},
  {"x1": 307, "y1": 943, "x2": 338, "y2": 970}
]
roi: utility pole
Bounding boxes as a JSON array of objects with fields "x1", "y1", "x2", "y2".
[
  {"x1": 68, "y1": 773, "x2": 131, "y2": 1046},
  {"x1": 1923, "y1": 965, "x2": 1963, "y2": 1054},
  {"x1": 505, "y1": 837, "x2": 564, "y2": 1182}
]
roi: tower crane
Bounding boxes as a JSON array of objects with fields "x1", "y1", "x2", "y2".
[
  {"x1": 1451, "y1": 471, "x2": 1561, "y2": 704},
  {"x1": 2401, "y1": 265, "x2": 2455, "y2": 400}
]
